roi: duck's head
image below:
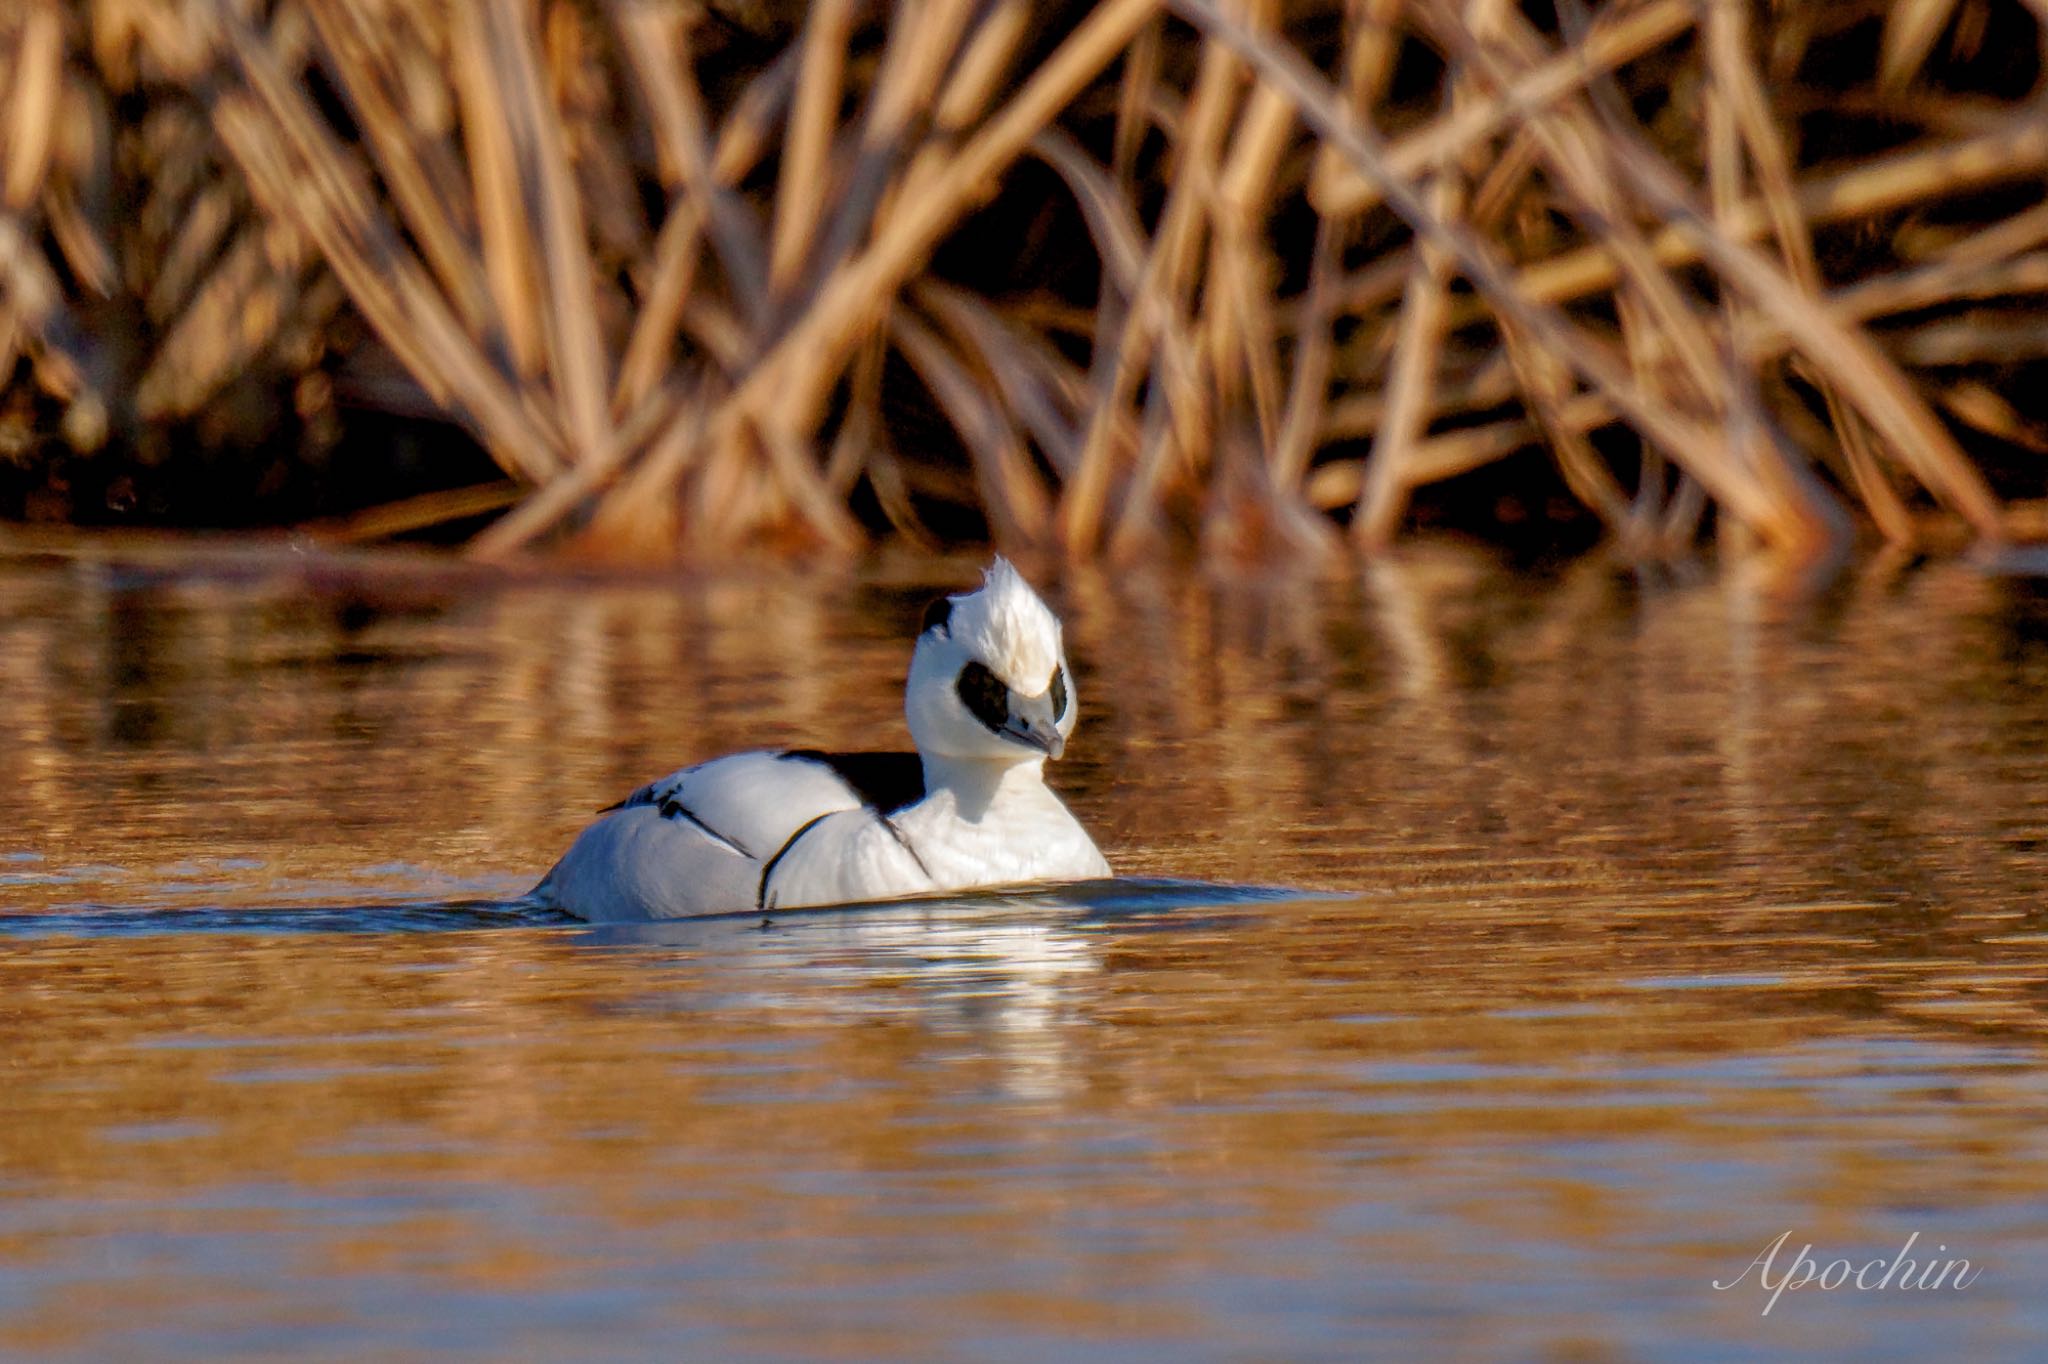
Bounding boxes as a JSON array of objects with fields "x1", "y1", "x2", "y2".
[{"x1": 906, "y1": 558, "x2": 1079, "y2": 764}]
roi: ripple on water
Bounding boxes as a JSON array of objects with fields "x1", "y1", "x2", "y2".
[{"x1": 2, "y1": 549, "x2": 2048, "y2": 1360}]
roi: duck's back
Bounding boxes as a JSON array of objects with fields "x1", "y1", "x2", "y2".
[{"x1": 535, "y1": 750, "x2": 925, "y2": 920}]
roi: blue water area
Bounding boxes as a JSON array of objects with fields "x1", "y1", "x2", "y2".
[{"x1": 7, "y1": 551, "x2": 2048, "y2": 1361}]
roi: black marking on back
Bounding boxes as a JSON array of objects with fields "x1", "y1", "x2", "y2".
[
  {"x1": 956, "y1": 661, "x2": 1009, "y2": 734},
  {"x1": 758, "y1": 812, "x2": 835, "y2": 911},
  {"x1": 656, "y1": 797, "x2": 752, "y2": 859},
  {"x1": 780, "y1": 749, "x2": 926, "y2": 816},
  {"x1": 607, "y1": 779, "x2": 666, "y2": 812},
  {"x1": 879, "y1": 816, "x2": 931, "y2": 883},
  {"x1": 921, "y1": 597, "x2": 954, "y2": 636}
]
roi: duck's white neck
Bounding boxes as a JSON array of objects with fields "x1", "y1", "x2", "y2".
[{"x1": 918, "y1": 752, "x2": 1048, "y2": 821}]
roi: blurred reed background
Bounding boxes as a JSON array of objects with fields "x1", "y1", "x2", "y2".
[{"x1": 2, "y1": 0, "x2": 2046, "y2": 561}]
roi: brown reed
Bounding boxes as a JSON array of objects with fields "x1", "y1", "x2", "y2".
[{"x1": 3, "y1": 0, "x2": 2048, "y2": 562}]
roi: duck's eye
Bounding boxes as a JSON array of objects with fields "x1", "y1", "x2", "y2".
[
  {"x1": 1050, "y1": 666, "x2": 1069, "y2": 721},
  {"x1": 956, "y1": 661, "x2": 1009, "y2": 731},
  {"x1": 921, "y1": 598, "x2": 953, "y2": 636}
]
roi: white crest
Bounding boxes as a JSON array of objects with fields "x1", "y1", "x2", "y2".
[{"x1": 946, "y1": 557, "x2": 1062, "y2": 692}]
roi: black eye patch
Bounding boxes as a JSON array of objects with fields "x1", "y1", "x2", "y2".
[
  {"x1": 1050, "y1": 666, "x2": 1069, "y2": 720},
  {"x1": 956, "y1": 661, "x2": 1009, "y2": 732}
]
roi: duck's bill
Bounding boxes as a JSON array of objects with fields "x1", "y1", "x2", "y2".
[{"x1": 998, "y1": 721, "x2": 1065, "y2": 759}]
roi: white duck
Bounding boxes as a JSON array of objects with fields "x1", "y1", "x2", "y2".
[{"x1": 536, "y1": 559, "x2": 1112, "y2": 920}]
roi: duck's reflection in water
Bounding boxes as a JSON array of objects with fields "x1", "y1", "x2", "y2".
[{"x1": 567, "y1": 881, "x2": 1289, "y2": 1101}]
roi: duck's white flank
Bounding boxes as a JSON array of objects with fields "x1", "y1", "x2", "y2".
[{"x1": 535, "y1": 560, "x2": 1111, "y2": 921}]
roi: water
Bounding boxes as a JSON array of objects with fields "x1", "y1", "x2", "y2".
[{"x1": 3, "y1": 540, "x2": 2046, "y2": 1360}]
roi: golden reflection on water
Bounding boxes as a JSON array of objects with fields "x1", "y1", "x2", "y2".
[{"x1": 2, "y1": 542, "x2": 2047, "y2": 1358}]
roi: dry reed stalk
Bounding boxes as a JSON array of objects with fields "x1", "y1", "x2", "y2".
[
  {"x1": 916, "y1": 281, "x2": 1090, "y2": 480},
  {"x1": 1308, "y1": 390, "x2": 1620, "y2": 509},
  {"x1": 216, "y1": 10, "x2": 566, "y2": 483},
  {"x1": 1267, "y1": 215, "x2": 1345, "y2": 496},
  {"x1": 1207, "y1": 75, "x2": 1297, "y2": 442},
  {"x1": 486, "y1": 0, "x2": 1162, "y2": 556},
  {"x1": 1885, "y1": 314, "x2": 2048, "y2": 366},
  {"x1": 1880, "y1": 0, "x2": 1965, "y2": 93},
  {"x1": 0, "y1": 216, "x2": 76, "y2": 392},
  {"x1": 631, "y1": 13, "x2": 773, "y2": 316},
  {"x1": 1458, "y1": 8, "x2": 2004, "y2": 542},
  {"x1": 216, "y1": 91, "x2": 558, "y2": 481},
  {"x1": 1059, "y1": 7, "x2": 1235, "y2": 555},
  {"x1": 746, "y1": 416, "x2": 865, "y2": 551},
  {"x1": 1022, "y1": 131, "x2": 1149, "y2": 484},
  {"x1": 891, "y1": 310, "x2": 1052, "y2": 545},
  {"x1": 134, "y1": 226, "x2": 289, "y2": 418},
  {"x1": 1540, "y1": 0, "x2": 1990, "y2": 540},
  {"x1": 683, "y1": 0, "x2": 981, "y2": 551},
  {"x1": 1504, "y1": 313, "x2": 1641, "y2": 539},
  {"x1": 613, "y1": 192, "x2": 707, "y2": 414},
  {"x1": 576, "y1": 10, "x2": 783, "y2": 545},
  {"x1": 145, "y1": 187, "x2": 233, "y2": 322},
  {"x1": 301, "y1": 479, "x2": 526, "y2": 544},
  {"x1": 1351, "y1": 218, "x2": 1457, "y2": 546},
  {"x1": 1304, "y1": 0, "x2": 2027, "y2": 555},
  {"x1": 768, "y1": 0, "x2": 857, "y2": 296},
  {"x1": 1270, "y1": 0, "x2": 1402, "y2": 501},
  {"x1": 778, "y1": 0, "x2": 1156, "y2": 403},
  {"x1": 1703, "y1": 0, "x2": 1912, "y2": 544},
  {"x1": 0, "y1": 5, "x2": 95, "y2": 437},
  {"x1": 1325, "y1": 211, "x2": 2048, "y2": 453},
  {"x1": 1311, "y1": 0, "x2": 1697, "y2": 217},
  {"x1": 304, "y1": 0, "x2": 495, "y2": 344},
  {"x1": 1512, "y1": 113, "x2": 2048, "y2": 311},
  {"x1": 1490, "y1": 58, "x2": 1734, "y2": 418},
  {"x1": 450, "y1": 3, "x2": 545, "y2": 378},
  {"x1": 1365, "y1": 0, "x2": 1780, "y2": 543},
  {"x1": 681, "y1": 0, "x2": 1161, "y2": 526},
  {"x1": 1, "y1": 8, "x2": 342, "y2": 473},
  {"x1": 821, "y1": 334, "x2": 884, "y2": 495},
  {"x1": 1170, "y1": 0, "x2": 1845, "y2": 555},
  {"x1": 1499, "y1": 3, "x2": 1815, "y2": 548},
  {"x1": 892, "y1": 0, "x2": 1030, "y2": 210},
  {"x1": 1298, "y1": 91, "x2": 2048, "y2": 470},
  {"x1": 43, "y1": 183, "x2": 115, "y2": 303},
  {"x1": 1354, "y1": 0, "x2": 1512, "y2": 548},
  {"x1": 3, "y1": 3, "x2": 62, "y2": 213},
  {"x1": 836, "y1": 0, "x2": 980, "y2": 227},
  {"x1": 1850, "y1": 246, "x2": 2048, "y2": 320},
  {"x1": 1539, "y1": 2, "x2": 1663, "y2": 542},
  {"x1": 483, "y1": 0, "x2": 615, "y2": 471},
  {"x1": 1206, "y1": 171, "x2": 1287, "y2": 445},
  {"x1": 13, "y1": 0, "x2": 2048, "y2": 558},
  {"x1": 1133, "y1": 9, "x2": 1345, "y2": 559},
  {"x1": 1092, "y1": 14, "x2": 1159, "y2": 381},
  {"x1": 609, "y1": 10, "x2": 790, "y2": 412},
  {"x1": 1319, "y1": 189, "x2": 2048, "y2": 514}
]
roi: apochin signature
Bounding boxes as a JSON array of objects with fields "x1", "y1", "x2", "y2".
[{"x1": 1714, "y1": 1231, "x2": 1982, "y2": 1315}]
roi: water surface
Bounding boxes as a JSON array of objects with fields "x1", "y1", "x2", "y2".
[{"x1": 2, "y1": 542, "x2": 2045, "y2": 1360}]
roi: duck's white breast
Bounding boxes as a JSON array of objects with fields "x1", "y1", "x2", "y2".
[{"x1": 891, "y1": 784, "x2": 1111, "y2": 891}]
